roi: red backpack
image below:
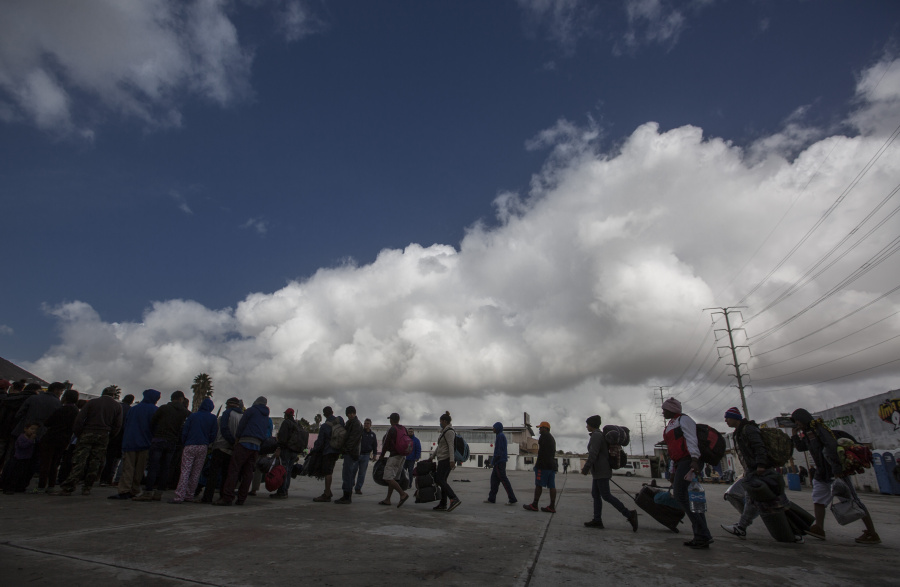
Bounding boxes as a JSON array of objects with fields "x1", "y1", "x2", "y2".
[
  {"x1": 264, "y1": 458, "x2": 286, "y2": 492},
  {"x1": 393, "y1": 425, "x2": 413, "y2": 456}
]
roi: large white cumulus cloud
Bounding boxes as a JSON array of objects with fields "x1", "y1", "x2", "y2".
[{"x1": 29, "y1": 58, "x2": 900, "y2": 449}]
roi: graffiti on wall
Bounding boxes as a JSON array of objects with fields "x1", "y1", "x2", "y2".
[{"x1": 878, "y1": 399, "x2": 900, "y2": 431}]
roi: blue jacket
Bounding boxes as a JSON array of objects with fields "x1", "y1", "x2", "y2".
[
  {"x1": 181, "y1": 398, "x2": 217, "y2": 446},
  {"x1": 122, "y1": 389, "x2": 161, "y2": 452},
  {"x1": 235, "y1": 403, "x2": 270, "y2": 444},
  {"x1": 492, "y1": 422, "x2": 508, "y2": 464},
  {"x1": 406, "y1": 435, "x2": 422, "y2": 461}
]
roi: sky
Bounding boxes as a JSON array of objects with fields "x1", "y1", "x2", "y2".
[{"x1": 2, "y1": 0, "x2": 900, "y2": 452}]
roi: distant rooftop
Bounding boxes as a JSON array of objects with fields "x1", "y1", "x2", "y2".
[{"x1": 0, "y1": 356, "x2": 48, "y2": 386}]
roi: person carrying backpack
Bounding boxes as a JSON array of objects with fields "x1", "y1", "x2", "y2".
[
  {"x1": 429, "y1": 411, "x2": 461, "y2": 512},
  {"x1": 312, "y1": 406, "x2": 344, "y2": 502},
  {"x1": 790, "y1": 408, "x2": 880, "y2": 545},
  {"x1": 720, "y1": 407, "x2": 777, "y2": 540},
  {"x1": 271, "y1": 408, "x2": 305, "y2": 499},
  {"x1": 662, "y1": 397, "x2": 712, "y2": 549},
  {"x1": 581, "y1": 415, "x2": 638, "y2": 531},
  {"x1": 377, "y1": 412, "x2": 411, "y2": 507}
]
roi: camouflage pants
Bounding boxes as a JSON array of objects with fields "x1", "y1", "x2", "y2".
[{"x1": 61, "y1": 431, "x2": 109, "y2": 491}]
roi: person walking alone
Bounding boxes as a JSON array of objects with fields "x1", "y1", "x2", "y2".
[{"x1": 484, "y1": 422, "x2": 516, "y2": 505}]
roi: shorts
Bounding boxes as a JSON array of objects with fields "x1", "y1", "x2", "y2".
[
  {"x1": 322, "y1": 453, "x2": 339, "y2": 475},
  {"x1": 383, "y1": 455, "x2": 406, "y2": 481},
  {"x1": 811, "y1": 478, "x2": 833, "y2": 506},
  {"x1": 534, "y1": 468, "x2": 556, "y2": 489}
]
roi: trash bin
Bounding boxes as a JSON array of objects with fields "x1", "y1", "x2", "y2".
[{"x1": 787, "y1": 473, "x2": 801, "y2": 491}]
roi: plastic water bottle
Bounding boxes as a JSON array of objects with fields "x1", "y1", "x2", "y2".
[{"x1": 688, "y1": 477, "x2": 707, "y2": 513}]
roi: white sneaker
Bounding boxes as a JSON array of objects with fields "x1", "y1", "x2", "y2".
[
  {"x1": 794, "y1": 535, "x2": 805, "y2": 544},
  {"x1": 720, "y1": 523, "x2": 747, "y2": 539}
]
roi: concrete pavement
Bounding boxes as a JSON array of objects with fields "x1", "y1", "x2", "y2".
[{"x1": 0, "y1": 468, "x2": 896, "y2": 586}]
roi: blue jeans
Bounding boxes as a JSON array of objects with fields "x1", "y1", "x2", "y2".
[
  {"x1": 355, "y1": 454, "x2": 371, "y2": 490},
  {"x1": 591, "y1": 477, "x2": 630, "y2": 521},
  {"x1": 488, "y1": 461, "x2": 516, "y2": 503},
  {"x1": 342, "y1": 454, "x2": 361, "y2": 494},
  {"x1": 404, "y1": 458, "x2": 416, "y2": 484},
  {"x1": 673, "y1": 458, "x2": 712, "y2": 540},
  {"x1": 145, "y1": 439, "x2": 177, "y2": 492}
]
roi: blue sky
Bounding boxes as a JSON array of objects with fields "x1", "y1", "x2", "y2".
[{"x1": 2, "y1": 1, "x2": 900, "y2": 448}]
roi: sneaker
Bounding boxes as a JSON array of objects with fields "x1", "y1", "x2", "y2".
[
  {"x1": 447, "y1": 499, "x2": 462, "y2": 512},
  {"x1": 483, "y1": 499, "x2": 496, "y2": 504},
  {"x1": 541, "y1": 505, "x2": 556, "y2": 513},
  {"x1": 433, "y1": 504, "x2": 447, "y2": 511},
  {"x1": 109, "y1": 492, "x2": 132, "y2": 500},
  {"x1": 26, "y1": 487, "x2": 44, "y2": 495},
  {"x1": 523, "y1": 503, "x2": 539, "y2": 512},
  {"x1": 312, "y1": 494, "x2": 332, "y2": 502},
  {"x1": 584, "y1": 520, "x2": 605, "y2": 528},
  {"x1": 806, "y1": 524, "x2": 826, "y2": 540},
  {"x1": 131, "y1": 493, "x2": 154, "y2": 502},
  {"x1": 81, "y1": 487, "x2": 91, "y2": 496},
  {"x1": 794, "y1": 535, "x2": 805, "y2": 544},
  {"x1": 506, "y1": 500, "x2": 517, "y2": 506},
  {"x1": 355, "y1": 489, "x2": 362, "y2": 495},
  {"x1": 627, "y1": 510, "x2": 639, "y2": 532},
  {"x1": 334, "y1": 495, "x2": 352, "y2": 504},
  {"x1": 855, "y1": 531, "x2": 881, "y2": 545},
  {"x1": 720, "y1": 523, "x2": 747, "y2": 539},
  {"x1": 49, "y1": 489, "x2": 73, "y2": 496},
  {"x1": 684, "y1": 538, "x2": 713, "y2": 549}
]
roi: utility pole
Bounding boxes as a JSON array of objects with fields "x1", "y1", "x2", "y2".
[
  {"x1": 635, "y1": 413, "x2": 647, "y2": 456},
  {"x1": 652, "y1": 386, "x2": 670, "y2": 414},
  {"x1": 705, "y1": 306, "x2": 751, "y2": 420}
]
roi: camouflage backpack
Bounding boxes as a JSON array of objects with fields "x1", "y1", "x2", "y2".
[{"x1": 759, "y1": 427, "x2": 793, "y2": 467}]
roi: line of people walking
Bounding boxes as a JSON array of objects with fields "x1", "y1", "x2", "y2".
[{"x1": 0, "y1": 379, "x2": 885, "y2": 549}]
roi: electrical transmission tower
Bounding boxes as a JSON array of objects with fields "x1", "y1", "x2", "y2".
[
  {"x1": 635, "y1": 413, "x2": 647, "y2": 455},
  {"x1": 705, "y1": 306, "x2": 751, "y2": 419}
]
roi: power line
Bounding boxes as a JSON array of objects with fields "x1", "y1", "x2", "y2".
[
  {"x1": 738, "y1": 121, "x2": 900, "y2": 305},
  {"x1": 757, "y1": 356, "x2": 900, "y2": 393},
  {"x1": 751, "y1": 332, "x2": 900, "y2": 382},
  {"x1": 746, "y1": 184, "x2": 900, "y2": 323},
  {"x1": 752, "y1": 309, "x2": 900, "y2": 368}
]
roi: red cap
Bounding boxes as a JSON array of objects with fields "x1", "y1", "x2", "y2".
[{"x1": 284, "y1": 408, "x2": 295, "y2": 416}]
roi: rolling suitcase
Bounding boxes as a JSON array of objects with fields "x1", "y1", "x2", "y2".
[{"x1": 610, "y1": 479, "x2": 685, "y2": 533}]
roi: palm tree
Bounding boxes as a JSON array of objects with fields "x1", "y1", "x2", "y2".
[
  {"x1": 103, "y1": 385, "x2": 122, "y2": 400},
  {"x1": 190, "y1": 373, "x2": 214, "y2": 412},
  {"x1": 313, "y1": 413, "x2": 322, "y2": 432}
]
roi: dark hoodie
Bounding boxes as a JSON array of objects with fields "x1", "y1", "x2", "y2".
[
  {"x1": 235, "y1": 398, "x2": 271, "y2": 447},
  {"x1": 151, "y1": 398, "x2": 191, "y2": 443},
  {"x1": 790, "y1": 408, "x2": 842, "y2": 482},
  {"x1": 493, "y1": 422, "x2": 509, "y2": 464},
  {"x1": 733, "y1": 419, "x2": 768, "y2": 471},
  {"x1": 122, "y1": 389, "x2": 161, "y2": 452},
  {"x1": 181, "y1": 398, "x2": 217, "y2": 446}
]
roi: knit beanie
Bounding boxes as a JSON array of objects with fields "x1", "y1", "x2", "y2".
[
  {"x1": 662, "y1": 397, "x2": 682, "y2": 414},
  {"x1": 725, "y1": 407, "x2": 742, "y2": 420}
]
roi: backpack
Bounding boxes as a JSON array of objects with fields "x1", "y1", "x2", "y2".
[
  {"x1": 695, "y1": 424, "x2": 726, "y2": 466},
  {"x1": 264, "y1": 458, "x2": 286, "y2": 492},
  {"x1": 758, "y1": 427, "x2": 793, "y2": 467},
  {"x1": 453, "y1": 432, "x2": 470, "y2": 463},
  {"x1": 288, "y1": 425, "x2": 309, "y2": 453},
  {"x1": 608, "y1": 448, "x2": 627, "y2": 470},
  {"x1": 393, "y1": 425, "x2": 413, "y2": 456},
  {"x1": 328, "y1": 418, "x2": 347, "y2": 451}
]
